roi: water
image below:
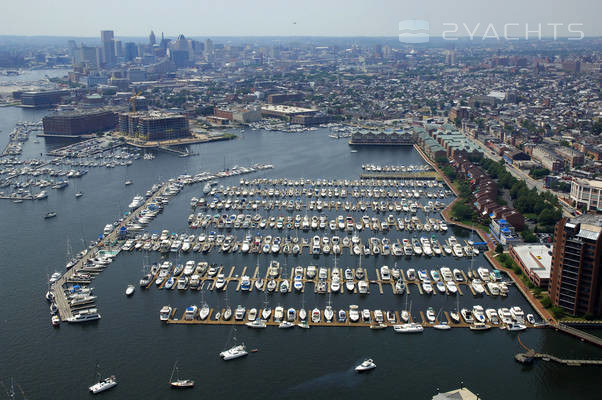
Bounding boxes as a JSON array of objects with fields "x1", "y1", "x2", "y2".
[{"x1": 0, "y1": 107, "x2": 601, "y2": 399}]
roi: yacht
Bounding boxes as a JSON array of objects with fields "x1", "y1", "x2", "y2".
[
  {"x1": 89, "y1": 375, "x2": 117, "y2": 394},
  {"x1": 245, "y1": 319, "x2": 267, "y2": 329},
  {"x1": 261, "y1": 307, "x2": 272, "y2": 321},
  {"x1": 160, "y1": 306, "x2": 172, "y2": 321},
  {"x1": 234, "y1": 305, "x2": 246, "y2": 321},
  {"x1": 68, "y1": 309, "x2": 101, "y2": 323},
  {"x1": 125, "y1": 285, "x2": 135, "y2": 296},
  {"x1": 355, "y1": 359, "x2": 376, "y2": 372},
  {"x1": 506, "y1": 322, "x2": 527, "y2": 331},
  {"x1": 393, "y1": 323, "x2": 424, "y2": 333},
  {"x1": 380, "y1": 266, "x2": 391, "y2": 281},
  {"x1": 240, "y1": 276, "x2": 251, "y2": 291},
  {"x1": 469, "y1": 322, "x2": 491, "y2": 331},
  {"x1": 311, "y1": 308, "x2": 321, "y2": 323},
  {"x1": 184, "y1": 306, "x2": 198, "y2": 321},
  {"x1": 220, "y1": 344, "x2": 248, "y2": 361},
  {"x1": 199, "y1": 304, "x2": 210, "y2": 320},
  {"x1": 324, "y1": 306, "x2": 334, "y2": 322}
]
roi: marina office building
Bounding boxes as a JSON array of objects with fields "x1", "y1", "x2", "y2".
[{"x1": 550, "y1": 215, "x2": 602, "y2": 316}]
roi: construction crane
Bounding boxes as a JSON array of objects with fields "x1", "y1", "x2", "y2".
[{"x1": 129, "y1": 91, "x2": 142, "y2": 113}]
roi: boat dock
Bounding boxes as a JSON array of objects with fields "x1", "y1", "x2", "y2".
[
  {"x1": 515, "y1": 335, "x2": 602, "y2": 365},
  {"x1": 359, "y1": 171, "x2": 441, "y2": 180},
  {"x1": 551, "y1": 323, "x2": 602, "y2": 348},
  {"x1": 165, "y1": 306, "x2": 540, "y2": 330},
  {"x1": 51, "y1": 180, "x2": 172, "y2": 321}
]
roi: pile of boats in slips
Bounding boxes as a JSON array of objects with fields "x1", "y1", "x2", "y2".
[
  {"x1": 188, "y1": 212, "x2": 450, "y2": 233},
  {"x1": 238, "y1": 176, "x2": 438, "y2": 188},
  {"x1": 191, "y1": 197, "x2": 448, "y2": 214},
  {"x1": 142, "y1": 260, "x2": 509, "y2": 298},
  {"x1": 121, "y1": 230, "x2": 482, "y2": 259},
  {"x1": 161, "y1": 303, "x2": 533, "y2": 331},
  {"x1": 199, "y1": 186, "x2": 452, "y2": 202},
  {"x1": 361, "y1": 164, "x2": 432, "y2": 173}
]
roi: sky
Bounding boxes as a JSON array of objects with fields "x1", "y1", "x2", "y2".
[{"x1": 1, "y1": 0, "x2": 600, "y2": 38}]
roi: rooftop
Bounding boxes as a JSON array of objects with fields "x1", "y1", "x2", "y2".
[
  {"x1": 512, "y1": 244, "x2": 552, "y2": 280},
  {"x1": 432, "y1": 388, "x2": 480, "y2": 400}
]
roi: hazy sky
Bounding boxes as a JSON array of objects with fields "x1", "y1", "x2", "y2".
[{"x1": 1, "y1": 0, "x2": 600, "y2": 38}]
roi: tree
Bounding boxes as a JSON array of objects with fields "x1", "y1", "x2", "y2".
[
  {"x1": 495, "y1": 243, "x2": 504, "y2": 253},
  {"x1": 451, "y1": 202, "x2": 474, "y2": 221}
]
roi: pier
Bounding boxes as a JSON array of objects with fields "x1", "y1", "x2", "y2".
[
  {"x1": 359, "y1": 171, "x2": 441, "y2": 180},
  {"x1": 51, "y1": 180, "x2": 171, "y2": 321},
  {"x1": 515, "y1": 335, "x2": 602, "y2": 365}
]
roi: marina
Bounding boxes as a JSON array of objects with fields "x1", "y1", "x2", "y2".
[{"x1": 2, "y1": 110, "x2": 601, "y2": 399}]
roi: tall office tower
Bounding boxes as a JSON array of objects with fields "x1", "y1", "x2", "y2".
[
  {"x1": 204, "y1": 38, "x2": 214, "y2": 57},
  {"x1": 100, "y1": 30, "x2": 115, "y2": 65},
  {"x1": 149, "y1": 30, "x2": 156, "y2": 46},
  {"x1": 550, "y1": 215, "x2": 602, "y2": 316},
  {"x1": 114, "y1": 40, "x2": 123, "y2": 59},
  {"x1": 124, "y1": 42, "x2": 138, "y2": 62}
]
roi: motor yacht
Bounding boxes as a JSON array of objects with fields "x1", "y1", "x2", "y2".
[
  {"x1": 355, "y1": 359, "x2": 376, "y2": 372},
  {"x1": 220, "y1": 344, "x2": 248, "y2": 361}
]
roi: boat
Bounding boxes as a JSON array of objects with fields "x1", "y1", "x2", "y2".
[
  {"x1": 160, "y1": 306, "x2": 172, "y2": 321},
  {"x1": 469, "y1": 322, "x2": 491, "y2": 331},
  {"x1": 355, "y1": 359, "x2": 376, "y2": 372},
  {"x1": 220, "y1": 344, "x2": 248, "y2": 361},
  {"x1": 433, "y1": 322, "x2": 451, "y2": 330},
  {"x1": 527, "y1": 314, "x2": 536, "y2": 325},
  {"x1": 426, "y1": 307, "x2": 436, "y2": 323},
  {"x1": 393, "y1": 323, "x2": 424, "y2": 333},
  {"x1": 51, "y1": 315, "x2": 60, "y2": 326},
  {"x1": 75, "y1": 191, "x2": 84, "y2": 198},
  {"x1": 246, "y1": 319, "x2": 267, "y2": 329},
  {"x1": 311, "y1": 308, "x2": 321, "y2": 323},
  {"x1": 89, "y1": 365, "x2": 117, "y2": 395},
  {"x1": 125, "y1": 284, "x2": 135, "y2": 296},
  {"x1": 44, "y1": 211, "x2": 57, "y2": 219},
  {"x1": 324, "y1": 305, "x2": 334, "y2": 322},
  {"x1": 68, "y1": 309, "x2": 101, "y2": 323},
  {"x1": 506, "y1": 322, "x2": 527, "y2": 331},
  {"x1": 169, "y1": 361, "x2": 194, "y2": 389},
  {"x1": 279, "y1": 321, "x2": 294, "y2": 329}
]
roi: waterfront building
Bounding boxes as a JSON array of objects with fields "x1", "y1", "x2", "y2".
[
  {"x1": 349, "y1": 129, "x2": 415, "y2": 146},
  {"x1": 570, "y1": 178, "x2": 602, "y2": 212},
  {"x1": 214, "y1": 106, "x2": 262, "y2": 123},
  {"x1": 550, "y1": 215, "x2": 602, "y2": 316},
  {"x1": 43, "y1": 110, "x2": 117, "y2": 136},
  {"x1": 118, "y1": 111, "x2": 190, "y2": 141},
  {"x1": 510, "y1": 244, "x2": 552, "y2": 288},
  {"x1": 20, "y1": 89, "x2": 70, "y2": 108},
  {"x1": 489, "y1": 218, "x2": 523, "y2": 246},
  {"x1": 260, "y1": 104, "x2": 317, "y2": 120}
]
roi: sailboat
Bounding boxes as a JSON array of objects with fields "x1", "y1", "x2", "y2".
[
  {"x1": 298, "y1": 278, "x2": 310, "y2": 329},
  {"x1": 169, "y1": 361, "x2": 194, "y2": 389}
]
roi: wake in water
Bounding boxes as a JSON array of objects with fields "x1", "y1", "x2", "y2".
[{"x1": 286, "y1": 363, "x2": 368, "y2": 394}]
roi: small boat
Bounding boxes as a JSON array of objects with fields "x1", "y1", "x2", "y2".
[
  {"x1": 246, "y1": 319, "x2": 267, "y2": 329},
  {"x1": 51, "y1": 315, "x2": 60, "y2": 326},
  {"x1": 125, "y1": 285, "x2": 135, "y2": 296},
  {"x1": 469, "y1": 322, "x2": 491, "y2": 331},
  {"x1": 160, "y1": 306, "x2": 172, "y2": 321},
  {"x1": 125, "y1": 180, "x2": 133, "y2": 186},
  {"x1": 75, "y1": 191, "x2": 84, "y2": 198},
  {"x1": 44, "y1": 211, "x2": 57, "y2": 219},
  {"x1": 527, "y1": 314, "x2": 536, "y2": 325},
  {"x1": 355, "y1": 359, "x2": 376, "y2": 372},
  {"x1": 169, "y1": 361, "x2": 194, "y2": 389}
]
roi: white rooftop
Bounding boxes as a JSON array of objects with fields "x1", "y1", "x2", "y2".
[{"x1": 512, "y1": 244, "x2": 552, "y2": 280}]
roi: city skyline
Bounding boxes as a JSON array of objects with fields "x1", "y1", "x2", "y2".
[{"x1": 1, "y1": 0, "x2": 601, "y2": 37}]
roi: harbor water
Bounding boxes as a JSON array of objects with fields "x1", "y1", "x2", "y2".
[{"x1": 1, "y1": 106, "x2": 601, "y2": 399}]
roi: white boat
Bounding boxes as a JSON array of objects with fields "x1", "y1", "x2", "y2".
[
  {"x1": 220, "y1": 344, "x2": 248, "y2": 360},
  {"x1": 311, "y1": 308, "x2": 321, "y2": 323},
  {"x1": 433, "y1": 322, "x2": 451, "y2": 330},
  {"x1": 279, "y1": 321, "x2": 294, "y2": 329},
  {"x1": 527, "y1": 314, "x2": 536, "y2": 325},
  {"x1": 393, "y1": 323, "x2": 424, "y2": 333},
  {"x1": 199, "y1": 304, "x2": 210, "y2": 320},
  {"x1": 324, "y1": 306, "x2": 334, "y2": 322},
  {"x1": 89, "y1": 375, "x2": 117, "y2": 394},
  {"x1": 245, "y1": 319, "x2": 267, "y2": 329},
  {"x1": 125, "y1": 285, "x2": 135, "y2": 296},
  {"x1": 160, "y1": 306, "x2": 172, "y2": 321},
  {"x1": 355, "y1": 359, "x2": 376, "y2": 372},
  {"x1": 506, "y1": 322, "x2": 527, "y2": 331}
]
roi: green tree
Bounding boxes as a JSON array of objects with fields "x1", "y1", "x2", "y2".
[{"x1": 495, "y1": 243, "x2": 504, "y2": 253}]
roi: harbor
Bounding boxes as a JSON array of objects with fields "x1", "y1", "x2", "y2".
[{"x1": 2, "y1": 113, "x2": 601, "y2": 399}]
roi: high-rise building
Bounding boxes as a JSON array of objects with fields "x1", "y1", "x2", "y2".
[
  {"x1": 100, "y1": 30, "x2": 115, "y2": 65},
  {"x1": 550, "y1": 215, "x2": 602, "y2": 316},
  {"x1": 114, "y1": 40, "x2": 123, "y2": 59},
  {"x1": 124, "y1": 42, "x2": 138, "y2": 62},
  {"x1": 149, "y1": 30, "x2": 156, "y2": 46}
]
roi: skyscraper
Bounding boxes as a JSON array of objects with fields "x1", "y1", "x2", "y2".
[
  {"x1": 124, "y1": 42, "x2": 138, "y2": 62},
  {"x1": 149, "y1": 30, "x2": 156, "y2": 46},
  {"x1": 550, "y1": 215, "x2": 602, "y2": 316},
  {"x1": 100, "y1": 30, "x2": 115, "y2": 65}
]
